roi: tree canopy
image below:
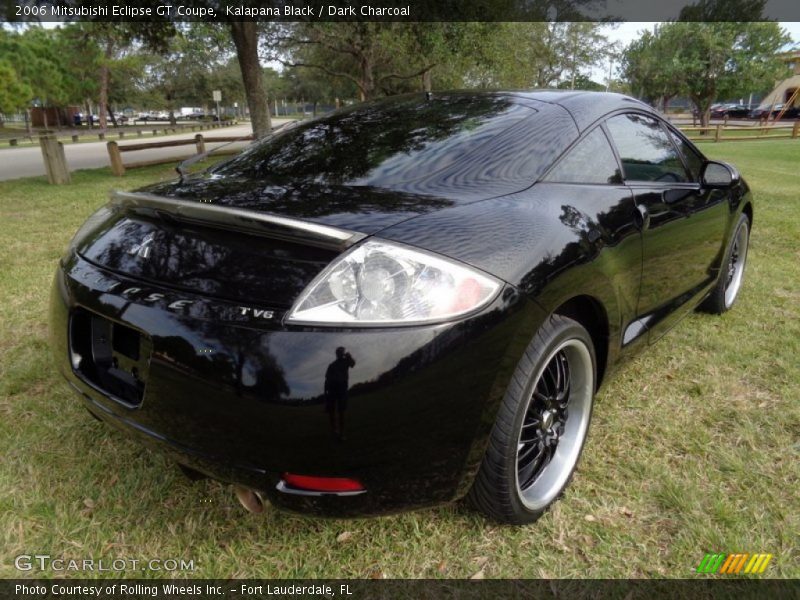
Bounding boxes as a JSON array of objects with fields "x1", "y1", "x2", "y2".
[{"x1": 622, "y1": 21, "x2": 790, "y2": 124}]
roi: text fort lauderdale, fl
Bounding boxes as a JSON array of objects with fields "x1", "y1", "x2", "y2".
[{"x1": 16, "y1": 583, "x2": 354, "y2": 597}]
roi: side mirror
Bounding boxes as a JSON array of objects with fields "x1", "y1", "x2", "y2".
[{"x1": 701, "y1": 161, "x2": 739, "y2": 188}]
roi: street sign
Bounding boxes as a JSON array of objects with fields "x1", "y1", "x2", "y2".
[{"x1": 212, "y1": 90, "x2": 222, "y2": 102}]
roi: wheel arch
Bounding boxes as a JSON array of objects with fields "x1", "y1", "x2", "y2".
[
  {"x1": 551, "y1": 294, "x2": 610, "y2": 389},
  {"x1": 742, "y1": 201, "x2": 753, "y2": 227}
]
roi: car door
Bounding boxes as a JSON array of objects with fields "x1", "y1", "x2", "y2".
[{"x1": 604, "y1": 112, "x2": 729, "y2": 343}]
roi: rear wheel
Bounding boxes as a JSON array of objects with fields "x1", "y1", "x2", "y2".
[
  {"x1": 468, "y1": 315, "x2": 595, "y2": 524},
  {"x1": 701, "y1": 213, "x2": 750, "y2": 314}
]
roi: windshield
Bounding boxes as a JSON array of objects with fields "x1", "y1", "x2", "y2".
[{"x1": 211, "y1": 94, "x2": 534, "y2": 188}]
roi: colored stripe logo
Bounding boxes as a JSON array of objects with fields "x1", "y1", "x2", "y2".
[{"x1": 697, "y1": 553, "x2": 773, "y2": 574}]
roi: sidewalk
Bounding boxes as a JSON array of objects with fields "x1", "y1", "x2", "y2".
[{"x1": 0, "y1": 121, "x2": 289, "y2": 182}]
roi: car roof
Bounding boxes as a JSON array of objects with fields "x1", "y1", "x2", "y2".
[
  {"x1": 503, "y1": 90, "x2": 657, "y2": 132},
  {"x1": 403, "y1": 90, "x2": 658, "y2": 134}
]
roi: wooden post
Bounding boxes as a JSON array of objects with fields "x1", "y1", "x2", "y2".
[
  {"x1": 39, "y1": 134, "x2": 71, "y2": 184},
  {"x1": 118, "y1": 131, "x2": 125, "y2": 139},
  {"x1": 194, "y1": 134, "x2": 206, "y2": 154},
  {"x1": 98, "y1": 132, "x2": 105, "y2": 141},
  {"x1": 9, "y1": 139, "x2": 17, "y2": 146},
  {"x1": 137, "y1": 130, "x2": 143, "y2": 137},
  {"x1": 152, "y1": 129, "x2": 157, "y2": 136},
  {"x1": 793, "y1": 121, "x2": 800, "y2": 139},
  {"x1": 714, "y1": 124, "x2": 722, "y2": 142},
  {"x1": 107, "y1": 141, "x2": 124, "y2": 176},
  {"x1": 71, "y1": 134, "x2": 79, "y2": 143}
]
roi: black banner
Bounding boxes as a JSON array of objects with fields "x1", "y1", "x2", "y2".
[
  {"x1": 4, "y1": 0, "x2": 800, "y2": 22},
  {"x1": 2, "y1": 579, "x2": 800, "y2": 600}
]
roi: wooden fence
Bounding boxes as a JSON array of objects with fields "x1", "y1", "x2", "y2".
[
  {"x1": 107, "y1": 133, "x2": 253, "y2": 176},
  {"x1": 681, "y1": 122, "x2": 800, "y2": 142},
  {"x1": 4, "y1": 122, "x2": 229, "y2": 147}
]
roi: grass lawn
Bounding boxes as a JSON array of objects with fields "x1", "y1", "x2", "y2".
[{"x1": 0, "y1": 141, "x2": 798, "y2": 579}]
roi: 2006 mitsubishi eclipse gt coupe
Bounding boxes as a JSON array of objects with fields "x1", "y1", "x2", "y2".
[{"x1": 50, "y1": 91, "x2": 752, "y2": 523}]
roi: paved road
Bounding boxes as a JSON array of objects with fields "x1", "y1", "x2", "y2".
[{"x1": 0, "y1": 121, "x2": 291, "y2": 182}]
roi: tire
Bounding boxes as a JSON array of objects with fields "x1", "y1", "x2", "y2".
[
  {"x1": 700, "y1": 213, "x2": 750, "y2": 314},
  {"x1": 467, "y1": 314, "x2": 596, "y2": 524}
]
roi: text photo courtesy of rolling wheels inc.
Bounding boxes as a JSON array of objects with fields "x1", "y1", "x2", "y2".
[{"x1": 0, "y1": 0, "x2": 799, "y2": 595}]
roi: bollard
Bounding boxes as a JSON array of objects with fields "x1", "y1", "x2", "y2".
[
  {"x1": 39, "y1": 134, "x2": 71, "y2": 184},
  {"x1": 107, "y1": 141, "x2": 124, "y2": 176},
  {"x1": 194, "y1": 134, "x2": 206, "y2": 155}
]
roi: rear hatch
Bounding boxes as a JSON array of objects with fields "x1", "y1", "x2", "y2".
[
  {"x1": 74, "y1": 176, "x2": 463, "y2": 308},
  {"x1": 75, "y1": 200, "x2": 341, "y2": 309}
]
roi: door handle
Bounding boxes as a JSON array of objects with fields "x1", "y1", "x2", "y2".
[{"x1": 635, "y1": 204, "x2": 650, "y2": 230}]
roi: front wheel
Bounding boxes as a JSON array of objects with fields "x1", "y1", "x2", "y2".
[
  {"x1": 467, "y1": 315, "x2": 596, "y2": 524},
  {"x1": 700, "y1": 213, "x2": 750, "y2": 314}
]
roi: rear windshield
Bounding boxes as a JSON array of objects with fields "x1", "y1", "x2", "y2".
[{"x1": 211, "y1": 95, "x2": 533, "y2": 187}]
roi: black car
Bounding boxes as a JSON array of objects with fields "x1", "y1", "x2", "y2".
[
  {"x1": 749, "y1": 103, "x2": 799, "y2": 120},
  {"x1": 50, "y1": 91, "x2": 752, "y2": 524},
  {"x1": 710, "y1": 103, "x2": 751, "y2": 119}
]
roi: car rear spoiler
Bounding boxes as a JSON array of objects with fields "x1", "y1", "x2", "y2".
[{"x1": 109, "y1": 191, "x2": 367, "y2": 252}]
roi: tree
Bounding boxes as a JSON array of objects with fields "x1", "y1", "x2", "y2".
[
  {"x1": 230, "y1": 22, "x2": 271, "y2": 138},
  {"x1": 276, "y1": 24, "x2": 441, "y2": 102},
  {"x1": 0, "y1": 27, "x2": 70, "y2": 130},
  {"x1": 0, "y1": 59, "x2": 32, "y2": 126},
  {"x1": 142, "y1": 25, "x2": 229, "y2": 125},
  {"x1": 456, "y1": 23, "x2": 613, "y2": 90},
  {"x1": 623, "y1": 21, "x2": 790, "y2": 126},
  {"x1": 620, "y1": 26, "x2": 686, "y2": 110}
]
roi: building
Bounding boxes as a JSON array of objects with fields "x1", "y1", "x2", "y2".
[{"x1": 757, "y1": 46, "x2": 800, "y2": 110}]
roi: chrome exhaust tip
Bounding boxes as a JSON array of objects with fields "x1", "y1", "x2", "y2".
[{"x1": 234, "y1": 485, "x2": 265, "y2": 514}]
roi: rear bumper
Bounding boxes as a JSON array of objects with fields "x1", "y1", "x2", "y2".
[{"x1": 50, "y1": 254, "x2": 543, "y2": 516}]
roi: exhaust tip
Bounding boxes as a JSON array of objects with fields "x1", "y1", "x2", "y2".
[{"x1": 234, "y1": 485, "x2": 265, "y2": 514}]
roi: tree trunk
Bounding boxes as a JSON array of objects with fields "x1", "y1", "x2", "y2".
[
  {"x1": 107, "y1": 104, "x2": 118, "y2": 128},
  {"x1": 422, "y1": 69, "x2": 432, "y2": 93},
  {"x1": 359, "y1": 55, "x2": 374, "y2": 101},
  {"x1": 98, "y1": 39, "x2": 112, "y2": 130},
  {"x1": 230, "y1": 22, "x2": 271, "y2": 139}
]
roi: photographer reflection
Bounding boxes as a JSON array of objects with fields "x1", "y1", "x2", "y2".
[{"x1": 324, "y1": 347, "x2": 355, "y2": 441}]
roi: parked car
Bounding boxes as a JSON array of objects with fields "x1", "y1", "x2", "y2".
[
  {"x1": 50, "y1": 91, "x2": 753, "y2": 524},
  {"x1": 710, "y1": 103, "x2": 751, "y2": 119},
  {"x1": 748, "y1": 104, "x2": 799, "y2": 120}
]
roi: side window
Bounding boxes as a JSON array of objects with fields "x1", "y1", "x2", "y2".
[
  {"x1": 668, "y1": 129, "x2": 704, "y2": 181},
  {"x1": 544, "y1": 127, "x2": 622, "y2": 185},
  {"x1": 605, "y1": 114, "x2": 689, "y2": 183}
]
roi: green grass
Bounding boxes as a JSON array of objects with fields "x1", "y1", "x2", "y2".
[{"x1": 1, "y1": 142, "x2": 799, "y2": 579}]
